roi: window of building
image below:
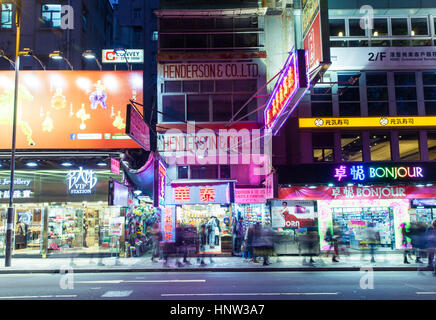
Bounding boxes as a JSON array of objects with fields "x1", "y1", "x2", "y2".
[
  {"x1": 152, "y1": 31, "x2": 158, "y2": 41},
  {"x1": 177, "y1": 166, "x2": 189, "y2": 179},
  {"x1": 411, "y1": 18, "x2": 428, "y2": 36},
  {"x1": 341, "y1": 133, "x2": 362, "y2": 162},
  {"x1": 349, "y1": 19, "x2": 365, "y2": 36},
  {"x1": 41, "y1": 4, "x2": 62, "y2": 28},
  {"x1": 1, "y1": 3, "x2": 13, "y2": 29},
  {"x1": 162, "y1": 95, "x2": 185, "y2": 122},
  {"x1": 338, "y1": 73, "x2": 360, "y2": 116},
  {"x1": 398, "y1": 132, "x2": 420, "y2": 161},
  {"x1": 366, "y1": 72, "x2": 388, "y2": 116},
  {"x1": 312, "y1": 133, "x2": 334, "y2": 162},
  {"x1": 391, "y1": 18, "x2": 408, "y2": 36},
  {"x1": 372, "y1": 18, "x2": 388, "y2": 36},
  {"x1": 212, "y1": 95, "x2": 232, "y2": 121},
  {"x1": 133, "y1": 8, "x2": 141, "y2": 19},
  {"x1": 187, "y1": 95, "x2": 210, "y2": 122},
  {"x1": 220, "y1": 165, "x2": 231, "y2": 179},
  {"x1": 311, "y1": 87, "x2": 333, "y2": 117},
  {"x1": 428, "y1": 132, "x2": 436, "y2": 161},
  {"x1": 395, "y1": 72, "x2": 418, "y2": 115},
  {"x1": 190, "y1": 165, "x2": 218, "y2": 179},
  {"x1": 423, "y1": 72, "x2": 436, "y2": 115},
  {"x1": 329, "y1": 19, "x2": 346, "y2": 37},
  {"x1": 370, "y1": 133, "x2": 391, "y2": 161}
]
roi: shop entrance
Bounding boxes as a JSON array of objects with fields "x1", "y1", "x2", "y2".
[
  {"x1": 176, "y1": 204, "x2": 232, "y2": 255},
  {"x1": 332, "y1": 206, "x2": 396, "y2": 251}
]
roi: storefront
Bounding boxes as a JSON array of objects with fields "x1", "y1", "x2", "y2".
[
  {"x1": 165, "y1": 182, "x2": 235, "y2": 255},
  {"x1": 278, "y1": 185, "x2": 436, "y2": 252},
  {"x1": 0, "y1": 167, "x2": 127, "y2": 257},
  {"x1": 233, "y1": 188, "x2": 271, "y2": 227},
  {"x1": 410, "y1": 198, "x2": 435, "y2": 224}
]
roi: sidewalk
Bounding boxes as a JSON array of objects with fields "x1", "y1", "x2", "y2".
[{"x1": 0, "y1": 253, "x2": 434, "y2": 274}]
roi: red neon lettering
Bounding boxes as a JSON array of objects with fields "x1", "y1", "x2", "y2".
[
  {"x1": 200, "y1": 186, "x2": 215, "y2": 203},
  {"x1": 174, "y1": 187, "x2": 190, "y2": 202}
]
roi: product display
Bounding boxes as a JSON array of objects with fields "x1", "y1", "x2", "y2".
[
  {"x1": 233, "y1": 204, "x2": 271, "y2": 227},
  {"x1": 125, "y1": 204, "x2": 158, "y2": 257}
]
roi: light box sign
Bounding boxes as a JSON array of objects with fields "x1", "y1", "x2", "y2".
[
  {"x1": 166, "y1": 184, "x2": 230, "y2": 205},
  {"x1": 67, "y1": 167, "x2": 98, "y2": 195},
  {"x1": 111, "y1": 158, "x2": 120, "y2": 175},
  {"x1": 0, "y1": 71, "x2": 143, "y2": 150},
  {"x1": 162, "y1": 205, "x2": 176, "y2": 243},
  {"x1": 108, "y1": 178, "x2": 129, "y2": 207},
  {"x1": 264, "y1": 50, "x2": 309, "y2": 135},
  {"x1": 301, "y1": 0, "x2": 320, "y2": 38},
  {"x1": 299, "y1": 116, "x2": 436, "y2": 129},
  {"x1": 126, "y1": 104, "x2": 150, "y2": 151},
  {"x1": 158, "y1": 161, "x2": 167, "y2": 208},
  {"x1": 333, "y1": 165, "x2": 425, "y2": 183},
  {"x1": 102, "y1": 49, "x2": 144, "y2": 64},
  {"x1": 235, "y1": 188, "x2": 266, "y2": 204}
]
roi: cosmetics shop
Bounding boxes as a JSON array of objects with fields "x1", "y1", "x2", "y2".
[{"x1": 0, "y1": 167, "x2": 128, "y2": 258}]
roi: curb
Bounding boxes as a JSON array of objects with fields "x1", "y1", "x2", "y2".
[{"x1": 0, "y1": 266, "x2": 433, "y2": 274}]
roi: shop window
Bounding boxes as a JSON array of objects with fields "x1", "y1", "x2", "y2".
[
  {"x1": 372, "y1": 18, "x2": 388, "y2": 36},
  {"x1": 312, "y1": 133, "x2": 334, "y2": 162},
  {"x1": 392, "y1": 40, "x2": 410, "y2": 47},
  {"x1": 311, "y1": 86, "x2": 332, "y2": 117},
  {"x1": 395, "y1": 87, "x2": 417, "y2": 101},
  {"x1": 187, "y1": 95, "x2": 210, "y2": 122},
  {"x1": 428, "y1": 132, "x2": 436, "y2": 161},
  {"x1": 398, "y1": 132, "x2": 420, "y2": 161},
  {"x1": 233, "y1": 94, "x2": 257, "y2": 121},
  {"x1": 424, "y1": 87, "x2": 436, "y2": 100},
  {"x1": 423, "y1": 72, "x2": 436, "y2": 85},
  {"x1": 220, "y1": 165, "x2": 231, "y2": 179},
  {"x1": 200, "y1": 81, "x2": 214, "y2": 93},
  {"x1": 215, "y1": 80, "x2": 233, "y2": 92},
  {"x1": 349, "y1": 40, "x2": 369, "y2": 47},
  {"x1": 366, "y1": 72, "x2": 387, "y2": 86},
  {"x1": 190, "y1": 165, "x2": 218, "y2": 179},
  {"x1": 1, "y1": 3, "x2": 13, "y2": 29},
  {"x1": 411, "y1": 18, "x2": 428, "y2": 36},
  {"x1": 339, "y1": 103, "x2": 360, "y2": 117},
  {"x1": 183, "y1": 81, "x2": 200, "y2": 93},
  {"x1": 235, "y1": 33, "x2": 258, "y2": 47},
  {"x1": 371, "y1": 40, "x2": 390, "y2": 47},
  {"x1": 391, "y1": 18, "x2": 408, "y2": 36},
  {"x1": 177, "y1": 166, "x2": 189, "y2": 179},
  {"x1": 212, "y1": 34, "x2": 233, "y2": 48},
  {"x1": 341, "y1": 133, "x2": 362, "y2": 162},
  {"x1": 367, "y1": 87, "x2": 388, "y2": 101},
  {"x1": 349, "y1": 19, "x2": 365, "y2": 36},
  {"x1": 41, "y1": 4, "x2": 62, "y2": 28},
  {"x1": 329, "y1": 19, "x2": 345, "y2": 37},
  {"x1": 423, "y1": 72, "x2": 436, "y2": 116},
  {"x1": 212, "y1": 95, "x2": 232, "y2": 122},
  {"x1": 162, "y1": 95, "x2": 185, "y2": 122},
  {"x1": 370, "y1": 133, "x2": 391, "y2": 161},
  {"x1": 395, "y1": 72, "x2": 416, "y2": 86},
  {"x1": 233, "y1": 79, "x2": 257, "y2": 93},
  {"x1": 186, "y1": 34, "x2": 208, "y2": 49},
  {"x1": 160, "y1": 34, "x2": 184, "y2": 49}
]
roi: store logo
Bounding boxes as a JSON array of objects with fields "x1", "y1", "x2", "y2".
[
  {"x1": 67, "y1": 167, "x2": 97, "y2": 195},
  {"x1": 334, "y1": 165, "x2": 424, "y2": 182}
]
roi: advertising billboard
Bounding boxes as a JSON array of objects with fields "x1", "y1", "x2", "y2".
[
  {"x1": 102, "y1": 49, "x2": 144, "y2": 64},
  {"x1": 271, "y1": 200, "x2": 316, "y2": 229},
  {"x1": 0, "y1": 70, "x2": 143, "y2": 149}
]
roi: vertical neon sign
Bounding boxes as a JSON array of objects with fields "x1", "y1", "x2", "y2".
[{"x1": 158, "y1": 161, "x2": 166, "y2": 208}]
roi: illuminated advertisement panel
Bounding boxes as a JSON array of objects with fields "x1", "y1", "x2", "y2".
[
  {"x1": 264, "y1": 50, "x2": 309, "y2": 135},
  {"x1": 0, "y1": 71, "x2": 143, "y2": 149}
]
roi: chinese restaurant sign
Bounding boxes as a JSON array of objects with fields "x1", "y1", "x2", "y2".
[
  {"x1": 278, "y1": 185, "x2": 436, "y2": 201},
  {"x1": 162, "y1": 205, "x2": 176, "y2": 243},
  {"x1": 264, "y1": 50, "x2": 309, "y2": 135},
  {"x1": 333, "y1": 165, "x2": 424, "y2": 182},
  {"x1": 0, "y1": 71, "x2": 143, "y2": 149},
  {"x1": 299, "y1": 116, "x2": 436, "y2": 129},
  {"x1": 166, "y1": 184, "x2": 230, "y2": 205},
  {"x1": 235, "y1": 188, "x2": 266, "y2": 204}
]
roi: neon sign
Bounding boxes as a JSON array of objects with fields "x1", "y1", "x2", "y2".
[
  {"x1": 264, "y1": 50, "x2": 309, "y2": 135},
  {"x1": 162, "y1": 206, "x2": 175, "y2": 243},
  {"x1": 158, "y1": 162, "x2": 167, "y2": 207},
  {"x1": 67, "y1": 167, "x2": 97, "y2": 194},
  {"x1": 333, "y1": 165, "x2": 424, "y2": 182}
]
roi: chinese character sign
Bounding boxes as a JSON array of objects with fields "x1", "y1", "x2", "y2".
[
  {"x1": 174, "y1": 187, "x2": 190, "y2": 203},
  {"x1": 333, "y1": 165, "x2": 424, "y2": 182},
  {"x1": 158, "y1": 162, "x2": 167, "y2": 207},
  {"x1": 67, "y1": 167, "x2": 98, "y2": 194},
  {"x1": 162, "y1": 206, "x2": 175, "y2": 243},
  {"x1": 169, "y1": 184, "x2": 231, "y2": 205},
  {"x1": 200, "y1": 186, "x2": 215, "y2": 202}
]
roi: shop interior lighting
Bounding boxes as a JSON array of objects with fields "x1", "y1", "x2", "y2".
[
  {"x1": 61, "y1": 162, "x2": 73, "y2": 167},
  {"x1": 97, "y1": 161, "x2": 107, "y2": 167},
  {"x1": 426, "y1": 184, "x2": 433, "y2": 187},
  {"x1": 328, "y1": 183, "x2": 334, "y2": 187},
  {"x1": 25, "y1": 161, "x2": 38, "y2": 167},
  {"x1": 416, "y1": 184, "x2": 425, "y2": 187},
  {"x1": 133, "y1": 190, "x2": 142, "y2": 196}
]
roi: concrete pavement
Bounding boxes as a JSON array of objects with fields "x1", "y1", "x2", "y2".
[{"x1": 0, "y1": 252, "x2": 435, "y2": 274}]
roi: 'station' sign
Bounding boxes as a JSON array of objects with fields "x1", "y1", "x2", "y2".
[{"x1": 299, "y1": 116, "x2": 436, "y2": 129}]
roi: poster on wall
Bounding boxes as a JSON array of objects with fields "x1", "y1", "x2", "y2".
[
  {"x1": 0, "y1": 70, "x2": 143, "y2": 149},
  {"x1": 270, "y1": 200, "x2": 316, "y2": 229}
]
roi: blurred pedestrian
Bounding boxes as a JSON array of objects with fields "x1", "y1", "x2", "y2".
[
  {"x1": 232, "y1": 217, "x2": 244, "y2": 255},
  {"x1": 245, "y1": 224, "x2": 255, "y2": 261},
  {"x1": 252, "y1": 223, "x2": 274, "y2": 265},
  {"x1": 150, "y1": 222, "x2": 161, "y2": 262},
  {"x1": 325, "y1": 225, "x2": 340, "y2": 262},
  {"x1": 424, "y1": 220, "x2": 436, "y2": 275},
  {"x1": 197, "y1": 224, "x2": 213, "y2": 265},
  {"x1": 175, "y1": 222, "x2": 190, "y2": 267},
  {"x1": 206, "y1": 216, "x2": 218, "y2": 249},
  {"x1": 401, "y1": 222, "x2": 412, "y2": 264},
  {"x1": 409, "y1": 222, "x2": 427, "y2": 264},
  {"x1": 365, "y1": 222, "x2": 380, "y2": 263}
]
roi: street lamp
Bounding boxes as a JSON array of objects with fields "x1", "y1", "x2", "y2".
[
  {"x1": 21, "y1": 48, "x2": 46, "y2": 70},
  {"x1": 82, "y1": 50, "x2": 102, "y2": 71},
  {"x1": 114, "y1": 47, "x2": 131, "y2": 70},
  {"x1": 49, "y1": 50, "x2": 73, "y2": 70},
  {"x1": 0, "y1": 49, "x2": 15, "y2": 69}
]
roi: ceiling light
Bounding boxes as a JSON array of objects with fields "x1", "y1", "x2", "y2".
[
  {"x1": 97, "y1": 161, "x2": 107, "y2": 167},
  {"x1": 61, "y1": 162, "x2": 73, "y2": 167},
  {"x1": 26, "y1": 161, "x2": 38, "y2": 167}
]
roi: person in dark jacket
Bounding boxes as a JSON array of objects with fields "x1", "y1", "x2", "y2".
[
  {"x1": 425, "y1": 220, "x2": 436, "y2": 275},
  {"x1": 197, "y1": 224, "x2": 213, "y2": 265},
  {"x1": 175, "y1": 223, "x2": 190, "y2": 267}
]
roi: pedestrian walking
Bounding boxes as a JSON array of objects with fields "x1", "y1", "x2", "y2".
[
  {"x1": 252, "y1": 223, "x2": 274, "y2": 265},
  {"x1": 197, "y1": 224, "x2": 213, "y2": 265},
  {"x1": 232, "y1": 217, "x2": 244, "y2": 255},
  {"x1": 325, "y1": 225, "x2": 340, "y2": 262},
  {"x1": 175, "y1": 222, "x2": 190, "y2": 267},
  {"x1": 206, "y1": 217, "x2": 218, "y2": 249},
  {"x1": 150, "y1": 222, "x2": 161, "y2": 262},
  {"x1": 424, "y1": 220, "x2": 436, "y2": 275},
  {"x1": 401, "y1": 222, "x2": 412, "y2": 264},
  {"x1": 365, "y1": 222, "x2": 380, "y2": 263}
]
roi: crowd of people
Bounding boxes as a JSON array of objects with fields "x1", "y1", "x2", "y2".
[{"x1": 147, "y1": 217, "x2": 436, "y2": 275}]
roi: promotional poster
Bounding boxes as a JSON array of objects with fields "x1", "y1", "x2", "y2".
[{"x1": 270, "y1": 200, "x2": 316, "y2": 229}]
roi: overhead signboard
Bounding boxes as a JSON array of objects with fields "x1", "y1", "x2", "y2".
[
  {"x1": 301, "y1": 0, "x2": 320, "y2": 38},
  {"x1": 264, "y1": 50, "x2": 309, "y2": 135},
  {"x1": 0, "y1": 70, "x2": 143, "y2": 149},
  {"x1": 299, "y1": 116, "x2": 436, "y2": 129},
  {"x1": 125, "y1": 104, "x2": 150, "y2": 151},
  {"x1": 330, "y1": 47, "x2": 436, "y2": 71},
  {"x1": 166, "y1": 183, "x2": 231, "y2": 205},
  {"x1": 102, "y1": 49, "x2": 144, "y2": 64}
]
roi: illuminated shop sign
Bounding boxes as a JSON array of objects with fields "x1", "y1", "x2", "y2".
[
  {"x1": 67, "y1": 167, "x2": 98, "y2": 195},
  {"x1": 162, "y1": 205, "x2": 176, "y2": 243},
  {"x1": 264, "y1": 50, "x2": 309, "y2": 135},
  {"x1": 299, "y1": 116, "x2": 436, "y2": 129},
  {"x1": 158, "y1": 162, "x2": 166, "y2": 208},
  {"x1": 334, "y1": 165, "x2": 424, "y2": 182},
  {"x1": 167, "y1": 184, "x2": 230, "y2": 205},
  {"x1": 0, "y1": 190, "x2": 32, "y2": 199}
]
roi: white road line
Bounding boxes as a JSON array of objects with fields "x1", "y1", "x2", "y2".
[
  {"x1": 161, "y1": 292, "x2": 339, "y2": 297},
  {"x1": 101, "y1": 290, "x2": 133, "y2": 298},
  {"x1": 75, "y1": 280, "x2": 123, "y2": 284},
  {"x1": 126, "y1": 280, "x2": 206, "y2": 283},
  {"x1": 76, "y1": 279, "x2": 206, "y2": 284},
  {"x1": 0, "y1": 295, "x2": 78, "y2": 299},
  {"x1": 416, "y1": 292, "x2": 436, "y2": 295}
]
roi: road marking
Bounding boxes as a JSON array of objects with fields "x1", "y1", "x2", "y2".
[
  {"x1": 0, "y1": 295, "x2": 77, "y2": 299},
  {"x1": 76, "y1": 279, "x2": 206, "y2": 284},
  {"x1": 416, "y1": 292, "x2": 436, "y2": 295},
  {"x1": 161, "y1": 292, "x2": 339, "y2": 297},
  {"x1": 101, "y1": 290, "x2": 133, "y2": 298}
]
